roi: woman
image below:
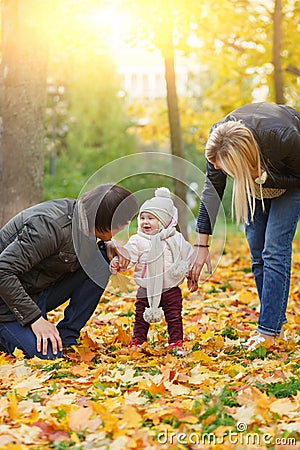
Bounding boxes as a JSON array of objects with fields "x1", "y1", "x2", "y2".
[
  {"x1": 0, "y1": 184, "x2": 138, "y2": 359},
  {"x1": 190, "y1": 102, "x2": 300, "y2": 350}
]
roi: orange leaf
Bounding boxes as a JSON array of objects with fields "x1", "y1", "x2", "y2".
[
  {"x1": 148, "y1": 380, "x2": 166, "y2": 396},
  {"x1": 76, "y1": 346, "x2": 95, "y2": 362},
  {"x1": 80, "y1": 331, "x2": 99, "y2": 350},
  {"x1": 202, "y1": 413, "x2": 217, "y2": 425},
  {"x1": 69, "y1": 363, "x2": 90, "y2": 377},
  {"x1": 115, "y1": 325, "x2": 132, "y2": 345}
]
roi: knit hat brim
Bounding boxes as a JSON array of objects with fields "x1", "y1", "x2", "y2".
[{"x1": 139, "y1": 187, "x2": 178, "y2": 228}]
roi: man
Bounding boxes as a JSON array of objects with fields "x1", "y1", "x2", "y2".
[{"x1": 0, "y1": 184, "x2": 138, "y2": 358}]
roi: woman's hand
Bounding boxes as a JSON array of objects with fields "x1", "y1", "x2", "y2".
[
  {"x1": 189, "y1": 247, "x2": 212, "y2": 286},
  {"x1": 105, "y1": 241, "x2": 131, "y2": 270},
  {"x1": 187, "y1": 277, "x2": 199, "y2": 292},
  {"x1": 31, "y1": 316, "x2": 63, "y2": 356}
]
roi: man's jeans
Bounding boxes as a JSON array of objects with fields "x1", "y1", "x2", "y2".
[
  {"x1": 245, "y1": 189, "x2": 300, "y2": 336},
  {"x1": 0, "y1": 248, "x2": 110, "y2": 359}
]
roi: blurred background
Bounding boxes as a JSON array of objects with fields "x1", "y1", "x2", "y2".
[{"x1": 0, "y1": 0, "x2": 299, "y2": 235}]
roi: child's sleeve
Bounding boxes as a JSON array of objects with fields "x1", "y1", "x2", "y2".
[
  {"x1": 180, "y1": 235, "x2": 194, "y2": 264},
  {"x1": 123, "y1": 235, "x2": 141, "y2": 267}
]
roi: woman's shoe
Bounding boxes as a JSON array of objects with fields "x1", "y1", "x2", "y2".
[{"x1": 242, "y1": 333, "x2": 275, "y2": 351}]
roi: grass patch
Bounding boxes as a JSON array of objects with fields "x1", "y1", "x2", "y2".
[{"x1": 256, "y1": 376, "x2": 300, "y2": 398}]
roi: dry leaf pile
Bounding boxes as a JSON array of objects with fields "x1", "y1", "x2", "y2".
[{"x1": 0, "y1": 233, "x2": 299, "y2": 449}]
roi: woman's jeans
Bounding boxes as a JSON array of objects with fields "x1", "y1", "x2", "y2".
[
  {"x1": 245, "y1": 189, "x2": 300, "y2": 336},
  {"x1": 0, "y1": 248, "x2": 110, "y2": 359},
  {"x1": 133, "y1": 286, "x2": 183, "y2": 345}
]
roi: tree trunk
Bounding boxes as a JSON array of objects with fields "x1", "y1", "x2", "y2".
[
  {"x1": 0, "y1": 0, "x2": 48, "y2": 226},
  {"x1": 162, "y1": 34, "x2": 188, "y2": 238},
  {"x1": 272, "y1": 0, "x2": 285, "y2": 104}
]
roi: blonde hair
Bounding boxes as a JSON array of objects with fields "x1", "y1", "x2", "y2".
[{"x1": 206, "y1": 120, "x2": 263, "y2": 224}]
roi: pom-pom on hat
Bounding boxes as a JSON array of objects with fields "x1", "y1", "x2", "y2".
[{"x1": 139, "y1": 187, "x2": 178, "y2": 228}]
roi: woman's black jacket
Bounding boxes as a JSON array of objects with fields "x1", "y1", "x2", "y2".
[{"x1": 196, "y1": 102, "x2": 300, "y2": 234}]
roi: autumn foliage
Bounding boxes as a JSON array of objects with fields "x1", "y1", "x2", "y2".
[{"x1": 0, "y1": 232, "x2": 299, "y2": 449}]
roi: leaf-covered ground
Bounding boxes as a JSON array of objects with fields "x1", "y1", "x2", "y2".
[{"x1": 0, "y1": 232, "x2": 300, "y2": 449}]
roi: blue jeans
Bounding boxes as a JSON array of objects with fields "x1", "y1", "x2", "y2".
[
  {"x1": 0, "y1": 248, "x2": 110, "y2": 359},
  {"x1": 245, "y1": 189, "x2": 300, "y2": 336}
]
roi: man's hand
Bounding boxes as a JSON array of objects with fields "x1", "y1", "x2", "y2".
[
  {"x1": 31, "y1": 316, "x2": 63, "y2": 356},
  {"x1": 110, "y1": 257, "x2": 120, "y2": 274},
  {"x1": 105, "y1": 241, "x2": 131, "y2": 270}
]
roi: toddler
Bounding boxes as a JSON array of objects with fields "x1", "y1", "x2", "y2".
[{"x1": 110, "y1": 187, "x2": 195, "y2": 354}]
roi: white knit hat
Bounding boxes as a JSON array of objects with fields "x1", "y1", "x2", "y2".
[{"x1": 139, "y1": 187, "x2": 178, "y2": 228}]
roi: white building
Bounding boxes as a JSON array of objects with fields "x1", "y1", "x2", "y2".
[{"x1": 115, "y1": 48, "x2": 203, "y2": 100}]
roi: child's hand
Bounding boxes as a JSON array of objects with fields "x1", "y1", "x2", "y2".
[{"x1": 106, "y1": 241, "x2": 131, "y2": 270}]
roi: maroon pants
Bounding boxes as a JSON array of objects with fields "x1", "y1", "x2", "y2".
[{"x1": 132, "y1": 286, "x2": 183, "y2": 345}]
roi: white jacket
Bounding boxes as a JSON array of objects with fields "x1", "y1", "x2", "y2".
[{"x1": 124, "y1": 231, "x2": 194, "y2": 290}]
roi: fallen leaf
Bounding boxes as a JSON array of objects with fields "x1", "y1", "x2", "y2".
[{"x1": 270, "y1": 398, "x2": 299, "y2": 415}]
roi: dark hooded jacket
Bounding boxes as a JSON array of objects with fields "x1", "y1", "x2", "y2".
[
  {"x1": 0, "y1": 198, "x2": 80, "y2": 325},
  {"x1": 197, "y1": 102, "x2": 300, "y2": 234}
]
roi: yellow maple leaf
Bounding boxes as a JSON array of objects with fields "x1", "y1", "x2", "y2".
[
  {"x1": 199, "y1": 330, "x2": 215, "y2": 340},
  {"x1": 118, "y1": 405, "x2": 143, "y2": 429},
  {"x1": 164, "y1": 382, "x2": 190, "y2": 396},
  {"x1": 2, "y1": 444, "x2": 23, "y2": 450},
  {"x1": 0, "y1": 352, "x2": 9, "y2": 365},
  {"x1": 270, "y1": 398, "x2": 299, "y2": 415},
  {"x1": 12, "y1": 348, "x2": 25, "y2": 360},
  {"x1": 92, "y1": 403, "x2": 120, "y2": 432},
  {"x1": 7, "y1": 391, "x2": 19, "y2": 420},
  {"x1": 191, "y1": 350, "x2": 214, "y2": 364},
  {"x1": 239, "y1": 289, "x2": 254, "y2": 305},
  {"x1": 109, "y1": 273, "x2": 133, "y2": 292},
  {"x1": 70, "y1": 431, "x2": 81, "y2": 444},
  {"x1": 28, "y1": 407, "x2": 40, "y2": 424}
]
